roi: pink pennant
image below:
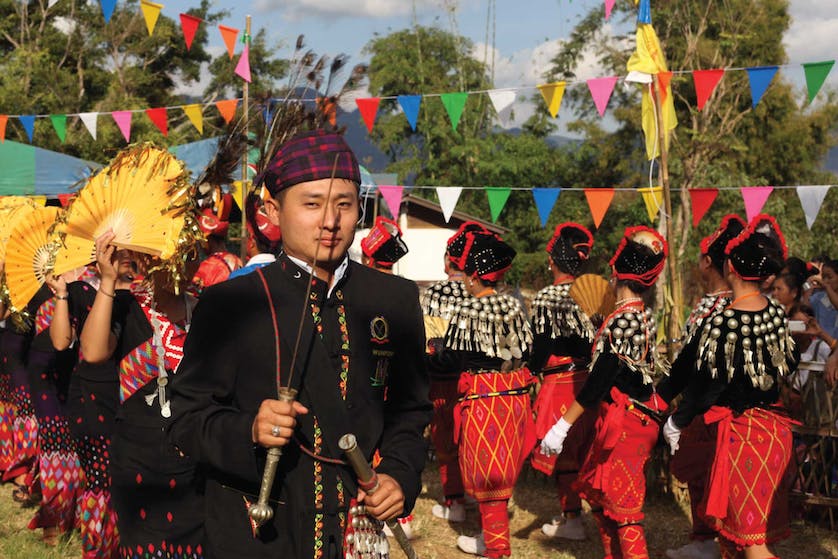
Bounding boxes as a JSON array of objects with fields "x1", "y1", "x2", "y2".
[
  {"x1": 740, "y1": 186, "x2": 774, "y2": 222},
  {"x1": 587, "y1": 76, "x2": 618, "y2": 117},
  {"x1": 111, "y1": 110, "x2": 132, "y2": 142},
  {"x1": 378, "y1": 185, "x2": 404, "y2": 220},
  {"x1": 235, "y1": 44, "x2": 251, "y2": 82},
  {"x1": 604, "y1": 0, "x2": 615, "y2": 20}
]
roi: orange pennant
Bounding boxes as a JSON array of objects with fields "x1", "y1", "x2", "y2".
[
  {"x1": 218, "y1": 25, "x2": 239, "y2": 59},
  {"x1": 0, "y1": 115, "x2": 6, "y2": 143},
  {"x1": 215, "y1": 99, "x2": 238, "y2": 124},
  {"x1": 657, "y1": 71, "x2": 673, "y2": 103},
  {"x1": 584, "y1": 188, "x2": 615, "y2": 229}
]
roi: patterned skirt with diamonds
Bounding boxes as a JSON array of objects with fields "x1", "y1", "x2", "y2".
[
  {"x1": 0, "y1": 346, "x2": 16, "y2": 474},
  {"x1": 2, "y1": 331, "x2": 38, "y2": 483}
]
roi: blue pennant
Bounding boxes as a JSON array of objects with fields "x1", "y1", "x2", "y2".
[
  {"x1": 18, "y1": 115, "x2": 35, "y2": 143},
  {"x1": 532, "y1": 187, "x2": 561, "y2": 227},
  {"x1": 100, "y1": 0, "x2": 116, "y2": 23},
  {"x1": 637, "y1": 0, "x2": 651, "y2": 24},
  {"x1": 397, "y1": 95, "x2": 422, "y2": 131},
  {"x1": 746, "y1": 66, "x2": 779, "y2": 109}
]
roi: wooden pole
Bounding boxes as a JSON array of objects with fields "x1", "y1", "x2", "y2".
[{"x1": 239, "y1": 15, "x2": 252, "y2": 262}]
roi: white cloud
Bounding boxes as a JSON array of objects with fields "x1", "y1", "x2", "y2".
[
  {"x1": 253, "y1": 0, "x2": 441, "y2": 20},
  {"x1": 784, "y1": 1, "x2": 838, "y2": 89}
]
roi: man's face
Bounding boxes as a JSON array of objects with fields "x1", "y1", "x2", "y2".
[{"x1": 265, "y1": 178, "x2": 359, "y2": 272}]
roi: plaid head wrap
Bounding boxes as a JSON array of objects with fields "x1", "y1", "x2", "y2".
[
  {"x1": 257, "y1": 129, "x2": 361, "y2": 197},
  {"x1": 699, "y1": 214, "x2": 745, "y2": 272},
  {"x1": 361, "y1": 216, "x2": 408, "y2": 268},
  {"x1": 460, "y1": 230, "x2": 516, "y2": 282},
  {"x1": 725, "y1": 214, "x2": 787, "y2": 281},
  {"x1": 610, "y1": 226, "x2": 668, "y2": 286},
  {"x1": 545, "y1": 222, "x2": 594, "y2": 276}
]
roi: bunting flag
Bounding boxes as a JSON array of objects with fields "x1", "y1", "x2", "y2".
[
  {"x1": 48, "y1": 0, "x2": 60, "y2": 7},
  {"x1": 693, "y1": 69, "x2": 725, "y2": 111},
  {"x1": 436, "y1": 186, "x2": 462, "y2": 223},
  {"x1": 486, "y1": 187, "x2": 511, "y2": 223},
  {"x1": 657, "y1": 70, "x2": 673, "y2": 103},
  {"x1": 231, "y1": 180, "x2": 245, "y2": 213},
  {"x1": 605, "y1": 0, "x2": 615, "y2": 20},
  {"x1": 802, "y1": 60, "x2": 835, "y2": 104},
  {"x1": 218, "y1": 25, "x2": 239, "y2": 59},
  {"x1": 49, "y1": 114, "x2": 66, "y2": 143},
  {"x1": 740, "y1": 186, "x2": 773, "y2": 222},
  {"x1": 796, "y1": 185, "x2": 831, "y2": 229},
  {"x1": 78, "y1": 112, "x2": 98, "y2": 140},
  {"x1": 180, "y1": 13, "x2": 202, "y2": 51},
  {"x1": 145, "y1": 107, "x2": 168, "y2": 136},
  {"x1": 378, "y1": 185, "x2": 404, "y2": 219},
  {"x1": 537, "y1": 82, "x2": 566, "y2": 118},
  {"x1": 398, "y1": 95, "x2": 422, "y2": 131},
  {"x1": 0, "y1": 115, "x2": 7, "y2": 143},
  {"x1": 183, "y1": 104, "x2": 203, "y2": 134},
  {"x1": 355, "y1": 98, "x2": 380, "y2": 133},
  {"x1": 19, "y1": 115, "x2": 35, "y2": 143},
  {"x1": 587, "y1": 76, "x2": 618, "y2": 117},
  {"x1": 487, "y1": 89, "x2": 516, "y2": 126},
  {"x1": 30, "y1": 196, "x2": 47, "y2": 207},
  {"x1": 140, "y1": 0, "x2": 163, "y2": 36},
  {"x1": 57, "y1": 193, "x2": 73, "y2": 207},
  {"x1": 440, "y1": 92, "x2": 469, "y2": 132},
  {"x1": 637, "y1": 0, "x2": 651, "y2": 24},
  {"x1": 688, "y1": 188, "x2": 718, "y2": 227},
  {"x1": 235, "y1": 44, "x2": 251, "y2": 82},
  {"x1": 584, "y1": 188, "x2": 614, "y2": 228},
  {"x1": 215, "y1": 99, "x2": 238, "y2": 124},
  {"x1": 532, "y1": 187, "x2": 561, "y2": 227},
  {"x1": 111, "y1": 111, "x2": 132, "y2": 142},
  {"x1": 100, "y1": 0, "x2": 116, "y2": 23},
  {"x1": 746, "y1": 66, "x2": 778, "y2": 109},
  {"x1": 638, "y1": 185, "x2": 663, "y2": 222}
]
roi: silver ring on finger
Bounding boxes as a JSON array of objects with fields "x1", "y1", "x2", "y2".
[{"x1": 271, "y1": 425, "x2": 281, "y2": 437}]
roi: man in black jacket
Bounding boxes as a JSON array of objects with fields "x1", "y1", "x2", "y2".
[{"x1": 168, "y1": 129, "x2": 431, "y2": 558}]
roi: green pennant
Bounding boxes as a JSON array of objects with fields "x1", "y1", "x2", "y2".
[
  {"x1": 803, "y1": 60, "x2": 835, "y2": 104},
  {"x1": 50, "y1": 114, "x2": 66, "y2": 143},
  {"x1": 486, "y1": 187, "x2": 511, "y2": 223},
  {"x1": 440, "y1": 92, "x2": 469, "y2": 132}
]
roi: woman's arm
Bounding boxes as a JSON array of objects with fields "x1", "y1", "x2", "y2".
[
  {"x1": 79, "y1": 232, "x2": 120, "y2": 363},
  {"x1": 46, "y1": 274, "x2": 73, "y2": 350}
]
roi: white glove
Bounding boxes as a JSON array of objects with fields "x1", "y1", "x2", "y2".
[
  {"x1": 663, "y1": 416, "x2": 682, "y2": 455},
  {"x1": 540, "y1": 417, "x2": 572, "y2": 457}
]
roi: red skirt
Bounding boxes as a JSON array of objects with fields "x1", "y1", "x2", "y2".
[
  {"x1": 455, "y1": 369, "x2": 536, "y2": 501},
  {"x1": 669, "y1": 416, "x2": 714, "y2": 486}
]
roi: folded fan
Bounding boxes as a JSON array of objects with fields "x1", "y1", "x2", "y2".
[
  {"x1": 5, "y1": 206, "x2": 61, "y2": 312},
  {"x1": 0, "y1": 197, "x2": 39, "y2": 263},
  {"x1": 569, "y1": 273, "x2": 615, "y2": 318}
]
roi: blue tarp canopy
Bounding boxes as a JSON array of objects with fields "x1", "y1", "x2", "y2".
[{"x1": 0, "y1": 140, "x2": 100, "y2": 196}]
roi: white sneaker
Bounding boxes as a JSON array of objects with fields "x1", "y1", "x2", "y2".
[
  {"x1": 456, "y1": 533, "x2": 487, "y2": 556},
  {"x1": 665, "y1": 539, "x2": 721, "y2": 559},
  {"x1": 383, "y1": 516, "x2": 414, "y2": 539},
  {"x1": 541, "y1": 515, "x2": 586, "y2": 540},
  {"x1": 432, "y1": 501, "x2": 466, "y2": 522}
]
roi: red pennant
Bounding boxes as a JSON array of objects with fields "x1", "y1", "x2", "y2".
[
  {"x1": 145, "y1": 107, "x2": 168, "y2": 137},
  {"x1": 215, "y1": 99, "x2": 238, "y2": 124},
  {"x1": 689, "y1": 188, "x2": 719, "y2": 227},
  {"x1": 355, "y1": 98, "x2": 381, "y2": 133},
  {"x1": 692, "y1": 69, "x2": 725, "y2": 111},
  {"x1": 179, "y1": 14, "x2": 202, "y2": 51},
  {"x1": 0, "y1": 115, "x2": 7, "y2": 143},
  {"x1": 57, "y1": 193, "x2": 73, "y2": 207}
]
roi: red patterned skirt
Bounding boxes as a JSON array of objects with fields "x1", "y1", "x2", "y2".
[
  {"x1": 455, "y1": 368, "x2": 536, "y2": 501},
  {"x1": 430, "y1": 378, "x2": 464, "y2": 498}
]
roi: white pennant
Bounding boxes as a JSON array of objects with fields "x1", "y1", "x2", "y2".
[
  {"x1": 436, "y1": 187, "x2": 462, "y2": 223},
  {"x1": 487, "y1": 90, "x2": 516, "y2": 127},
  {"x1": 796, "y1": 185, "x2": 831, "y2": 229},
  {"x1": 78, "y1": 112, "x2": 98, "y2": 140},
  {"x1": 48, "y1": 0, "x2": 60, "y2": 7}
]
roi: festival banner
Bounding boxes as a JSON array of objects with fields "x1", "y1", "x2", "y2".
[
  {"x1": 145, "y1": 107, "x2": 168, "y2": 137},
  {"x1": 532, "y1": 187, "x2": 561, "y2": 227},
  {"x1": 140, "y1": 0, "x2": 164, "y2": 36},
  {"x1": 78, "y1": 112, "x2": 98, "y2": 140},
  {"x1": 587, "y1": 77, "x2": 619, "y2": 117},
  {"x1": 537, "y1": 82, "x2": 566, "y2": 118},
  {"x1": 180, "y1": 14, "x2": 202, "y2": 51},
  {"x1": 688, "y1": 188, "x2": 718, "y2": 227},
  {"x1": 50, "y1": 115, "x2": 67, "y2": 144},
  {"x1": 218, "y1": 25, "x2": 239, "y2": 59},
  {"x1": 215, "y1": 99, "x2": 238, "y2": 124},
  {"x1": 436, "y1": 186, "x2": 462, "y2": 223},
  {"x1": 740, "y1": 186, "x2": 773, "y2": 222},
  {"x1": 183, "y1": 104, "x2": 203, "y2": 134},
  {"x1": 638, "y1": 185, "x2": 663, "y2": 222},
  {"x1": 355, "y1": 98, "x2": 380, "y2": 133},
  {"x1": 487, "y1": 89, "x2": 516, "y2": 126},
  {"x1": 803, "y1": 60, "x2": 835, "y2": 104},
  {"x1": 605, "y1": 0, "x2": 616, "y2": 20},
  {"x1": 440, "y1": 92, "x2": 469, "y2": 132},
  {"x1": 398, "y1": 95, "x2": 422, "y2": 131},
  {"x1": 746, "y1": 66, "x2": 778, "y2": 109},
  {"x1": 235, "y1": 44, "x2": 251, "y2": 82},
  {"x1": 18, "y1": 115, "x2": 35, "y2": 143},
  {"x1": 100, "y1": 0, "x2": 116, "y2": 23},
  {"x1": 378, "y1": 185, "x2": 404, "y2": 219},
  {"x1": 796, "y1": 185, "x2": 831, "y2": 229},
  {"x1": 486, "y1": 187, "x2": 511, "y2": 223},
  {"x1": 584, "y1": 187, "x2": 614, "y2": 228},
  {"x1": 111, "y1": 111, "x2": 132, "y2": 142},
  {"x1": 693, "y1": 69, "x2": 725, "y2": 111}
]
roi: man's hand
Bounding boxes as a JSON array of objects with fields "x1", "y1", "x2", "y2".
[
  {"x1": 358, "y1": 473, "x2": 404, "y2": 521},
  {"x1": 251, "y1": 399, "x2": 308, "y2": 447}
]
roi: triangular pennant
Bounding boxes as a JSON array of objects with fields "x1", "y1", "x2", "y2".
[
  {"x1": 604, "y1": 0, "x2": 615, "y2": 20},
  {"x1": 231, "y1": 180, "x2": 245, "y2": 213},
  {"x1": 692, "y1": 69, "x2": 725, "y2": 111},
  {"x1": 48, "y1": 0, "x2": 60, "y2": 7},
  {"x1": 145, "y1": 107, "x2": 168, "y2": 136},
  {"x1": 486, "y1": 187, "x2": 511, "y2": 223},
  {"x1": 30, "y1": 196, "x2": 47, "y2": 207},
  {"x1": 638, "y1": 186, "x2": 663, "y2": 223},
  {"x1": 140, "y1": 0, "x2": 163, "y2": 36},
  {"x1": 179, "y1": 13, "x2": 202, "y2": 51},
  {"x1": 796, "y1": 185, "x2": 831, "y2": 229},
  {"x1": 436, "y1": 187, "x2": 462, "y2": 223},
  {"x1": 218, "y1": 25, "x2": 239, "y2": 59},
  {"x1": 50, "y1": 114, "x2": 67, "y2": 143},
  {"x1": 0, "y1": 115, "x2": 7, "y2": 143},
  {"x1": 18, "y1": 115, "x2": 35, "y2": 143},
  {"x1": 214, "y1": 99, "x2": 238, "y2": 124},
  {"x1": 235, "y1": 44, "x2": 251, "y2": 82},
  {"x1": 57, "y1": 193, "x2": 73, "y2": 207},
  {"x1": 487, "y1": 89, "x2": 516, "y2": 126},
  {"x1": 111, "y1": 111, "x2": 132, "y2": 142},
  {"x1": 688, "y1": 188, "x2": 718, "y2": 227},
  {"x1": 537, "y1": 82, "x2": 566, "y2": 118},
  {"x1": 183, "y1": 104, "x2": 203, "y2": 135},
  {"x1": 746, "y1": 66, "x2": 778, "y2": 109},
  {"x1": 440, "y1": 92, "x2": 468, "y2": 132},
  {"x1": 355, "y1": 98, "x2": 380, "y2": 133},
  {"x1": 100, "y1": 0, "x2": 116, "y2": 23},
  {"x1": 78, "y1": 112, "x2": 98, "y2": 140},
  {"x1": 657, "y1": 70, "x2": 673, "y2": 103},
  {"x1": 587, "y1": 76, "x2": 619, "y2": 117},
  {"x1": 584, "y1": 188, "x2": 614, "y2": 229},
  {"x1": 532, "y1": 187, "x2": 561, "y2": 227},
  {"x1": 740, "y1": 186, "x2": 774, "y2": 222},
  {"x1": 378, "y1": 185, "x2": 404, "y2": 219},
  {"x1": 397, "y1": 95, "x2": 422, "y2": 131},
  {"x1": 803, "y1": 60, "x2": 835, "y2": 104}
]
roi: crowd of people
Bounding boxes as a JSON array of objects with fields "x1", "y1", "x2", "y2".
[{"x1": 0, "y1": 126, "x2": 833, "y2": 559}]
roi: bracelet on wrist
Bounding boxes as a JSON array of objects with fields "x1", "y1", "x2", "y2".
[
  {"x1": 98, "y1": 288, "x2": 116, "y2": 298},
  {"x1": 54, "y1": 293, "x2": 68, "y2": 301}
]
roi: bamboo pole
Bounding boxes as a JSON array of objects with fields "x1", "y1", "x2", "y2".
[{"x1": 239, "y1": 15, "x2": 252, "y2": 262}]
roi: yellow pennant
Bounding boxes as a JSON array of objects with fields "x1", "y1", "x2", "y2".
[
  {"x1": 231, "y1": 180, "x2": 245, "y2": 212},
  {"x1": 30, "y1": 196, "x2": 47, "y2": 207},
  {"x1": 537, "y1": 82, "x2": 566, "y2": 118},
  {"x1": 182, "y1": 104, "x2": 203, "y2": 135},
  {"x1": 140, "y1": 0, "x2": 164, "y2": 36},
  {"x1": 638, "y1": 186, "x2": 664, "y2": 222}
]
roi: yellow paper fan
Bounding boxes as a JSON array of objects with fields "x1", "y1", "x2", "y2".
[
  {"x1": 0, "y1": 197, "x2": 39, "y2": 263},
  {"x1": 53, "y1": 144, "x2": 191, "y2": 275},
  {"x1": 5, "y1": 206, "x2": 61, "y2": 311},
  {"x1": 569, "y1": 274, "x2": 615, "y2": 318}
]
